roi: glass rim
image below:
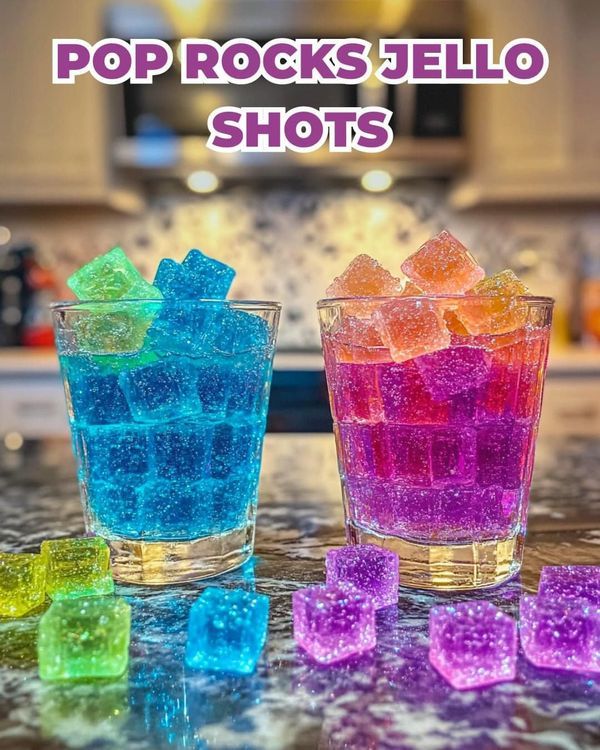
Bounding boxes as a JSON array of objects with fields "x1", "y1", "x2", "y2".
[
  {"x1": 50, "y1": 298, "x2": 282, "y2": 312},
  {"x1": 317, "y1": 294, "x2": 555, "y2": 308}
]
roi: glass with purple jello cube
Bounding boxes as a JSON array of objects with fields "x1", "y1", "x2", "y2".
[
  {"x1": 325, "y1": 544, "x2": 399, "y2": 609},
  {"x1": 429, "y1": 601, "x2": 518, "y2": 689},
  {"x1": 292, "y1": 583, "x2": 376, "y2": 665},
  {"x1": 519, "y1": 594, "x2": 600, "y2": 674},
  {"x1": 538, "y1": 566, "x2": 600, "y2": 604},
  {"x1": 319, "y1": 233, "x2": 553, "y2": 590}
]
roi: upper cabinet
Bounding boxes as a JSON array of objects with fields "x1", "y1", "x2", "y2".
[
  {"x1": 451, "y1": 0, "x2": 600, "y2": 207},
  {"x1": 0, "y1": 0, "x2": 141, "y2": 210}
]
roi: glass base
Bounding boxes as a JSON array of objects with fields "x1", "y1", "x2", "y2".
[
  {"x1": 108, "y1": 525, "x2": 254, "y2": 585},
  {"x1": 347, "y1": 521, "x2": 523, "y2": 591}
]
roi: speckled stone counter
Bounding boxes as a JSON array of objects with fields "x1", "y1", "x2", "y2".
[{"x1": 1, "y1": 435, "x2": 599, "y2": 750}]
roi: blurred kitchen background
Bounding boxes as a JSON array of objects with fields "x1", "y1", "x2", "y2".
[{"x1": 0, "y1": 0, "x2": 599, "y2": 443}]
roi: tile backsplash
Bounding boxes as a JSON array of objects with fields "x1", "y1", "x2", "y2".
[{"x1": 1, "y1": 183, "x2": 594, "y2": 349}]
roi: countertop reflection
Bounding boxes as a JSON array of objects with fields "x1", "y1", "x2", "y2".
[{"x1": 0, "y1": 435, "x2": 599, "y2": 750}]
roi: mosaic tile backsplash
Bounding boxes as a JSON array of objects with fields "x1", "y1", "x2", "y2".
[{"x1": 2, "y1": 184, "x2": 591, "y2": 349}]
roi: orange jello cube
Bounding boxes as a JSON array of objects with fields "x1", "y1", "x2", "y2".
[
  {"x1": 374, "y1": 298, "x2": 451, "y2": 363},
  {"x1": 331, "y1": 315, "x2": 390, "y2": 363},
  {"x1": 401, "y1": 231, "x2": 485, "y2": 294},
  {"x1": 326, "y1": 254, "x2": 401, "y2": 298},
  {"x1": 400, "y1": 280, "x2": 423, "y2": 296},
  {"x1": 459, "y1": 270, "x2": 530, "y2": 336}
]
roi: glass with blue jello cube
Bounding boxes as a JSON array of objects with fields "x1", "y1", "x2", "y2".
[{"x1": 51, "y1": 248, "x2": 280, "y2": 584}]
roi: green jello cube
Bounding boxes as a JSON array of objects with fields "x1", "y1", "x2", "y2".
[
  {"x1": 38, "y1": 596, "x2": 131, "y2": 682},
  {"x1": 67, "y1": 247, "x2": 161, "y2": 302},
  {"x1": 0, "y1": 552, "x2": 46, "y2": 617},
  {"x1": 41, "y1": 538, "x2": 114, "y2": 601}
]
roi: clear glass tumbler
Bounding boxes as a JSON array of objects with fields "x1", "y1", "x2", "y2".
[
  {"x1": 318, "y1": 294, "x2": 553, "y2": 590},
  {"x1": 52, "y1": 299, "x2": 280, "y2": 585}
]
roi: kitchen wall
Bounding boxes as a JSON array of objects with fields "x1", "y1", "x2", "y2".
[{"x1": 1, "y1": 183, "x2": 596, "y2": 348}]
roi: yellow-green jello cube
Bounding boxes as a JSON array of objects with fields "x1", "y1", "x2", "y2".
[
  {"x1": 67, "y1": 247, "x2": 161, "y2": 302},
  {"x1": 38, "y1": 596, "x2": 131, "y2": 682},
  {"x1": 41, "y1": 538, "x2": 114, "y2": 601},
  {"x1": 0, "y1": 552, "x2": 46, "y2": 617}
]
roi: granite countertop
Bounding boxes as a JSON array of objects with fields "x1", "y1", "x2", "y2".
[{"x1": 1, "y1": 434, "x2": 600, "y2": 750}]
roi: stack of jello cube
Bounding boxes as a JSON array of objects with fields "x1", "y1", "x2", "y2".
[{"x1": 321, "y1": 231, "x2": 550, "y2": 549}]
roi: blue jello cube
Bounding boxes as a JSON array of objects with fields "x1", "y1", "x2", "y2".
[
  {"x1": 139, "y1": 480, "x2": 213, "y2": 539},
  {"x1": 216, "y1": 309, "x2": 270, "y2": 356},
  {"x1": 118, "y1": 358, "x2": 200, "y2": 423},
  {"x1": 154, "y1": 249, "x2": 235, "y2": 300},
  {"x1": 64, "y1": 357, "x2": 131, "y2": 425},
  {"x1": 152, "y1": 423, "x2": 213, "y2": 481},
  {"x1": 227, "y1": 353, "x2": 270, "y2": 417},
  {"x1": 212, "y1": 474, "x2": 257, "y2": 531},
  {"x1": 80, "y1": 425, "x2": 150, "y2": 481},
  {"x1": 196, "y1": 359, "x2": 230, "y2": 417},
  {"x1": 145, "y1": 304, "x2": 221, "y2": 358},
  {"x1": 185, "y1": 588, "x2": 269, "y2": 675},
  {"x1": 210, "y1": 421, "x2": 261, "y2": 479},
  {"x1": 86, "y1": 480, "x2": 142, "y2": 538}
]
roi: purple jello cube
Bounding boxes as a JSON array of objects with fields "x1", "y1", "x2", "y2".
[
  {"x1": 538, "y1": 566, "x2": 600, "y2": 605},
  {"x1": 520, "y1": 594, "x2": 600, "y2": 674},
  {"x1": 429, "y1": 601, "x2": 517, "y2": 689},
  {"x1": 416, "y1": 346, "x2": 491, "y2": 400},
  {"x1": 292, "y1": 583, "x2": 376, "y2": 665},
  {"x1": 325, "y1": 544, "x2": 399, "y2": 609}
]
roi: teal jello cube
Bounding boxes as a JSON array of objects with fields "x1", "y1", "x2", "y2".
[
  {"x1": 41, "y1": 538, "x2": 114, "y2": 601},
  {"x1": 0, "y1": 552, "x2": 47, "y2": 617},
  {"x1": 38, "y1": 596, "x2": 131, "y2": 681},
  {"x1": 185, "y1": 587, "x2": 269, "y2": 675},
  {"x1": 67, "y1": 247, "x2": 161, "y2": 302}
]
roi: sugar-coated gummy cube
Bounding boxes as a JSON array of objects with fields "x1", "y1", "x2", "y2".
[
  {"x1": 154, "y1": 249, "x2": 235, "y2": 300},
  {"x1": 215, "y1": 308, "x2": 271, "y2": 355},
  {"x1": 152, "y1": 422, "x2": 213, "y2": 480},
  {"x1": 0, "y1": 553, "x2": 46, "y2": 617},
  {"x1": 292, "y1": 583, "x2": 376, "y2": 665},
  {"x1": 185, "y1": 588, "x2": 269, "y2": 675},
  {"x1": 118, "y1": 358, "x2": 200, "y2": 423},
  {"x1": 330, "y1": 316, "x2": 389, "y2": 364},
  {"x1": 459, "y1": 269, "x2": 530, "y2": 335},
  {"x1": 63, "y1": 357, "x2": 132, "y2": 425},
  {"x1": 429, "y1": 602, "x2": 517, "y2": 690},
  {"x1": 374, "y1": 298, "x2": 451, "y2": 363},
  {"x1": 41, "y1": 538, "x2": 114, "y2": 601},
  {"x1": 401, "y1": 231, "x2": 485, "y2": 294},
  {"x1": 145, "y1": 303, "x2": 222, "y2": 358},
  {"x1": 520, "y1": 594, "x2": 600, "y2": 674},
  {"x1": 80, "y1": 424, "x2": 150, "y2": 481},
  {"x1": 38, "y1": 596, "x2": 131, "y2": 682},
  {"x1": 538, "y1": 566, "x2": 600, "y2": 605},
  {"x1": 325, "y1": 544, "x2": 399, "y2": 609},
  {"x1": 326, "y1": 254, "x2": 401, "y2": 298},
  {"x1": 67, "y1": 247, "x2": 162, "y2": 302},
  {"x1": 415, "y1": 346, "x2": 491, "y2": 400}
]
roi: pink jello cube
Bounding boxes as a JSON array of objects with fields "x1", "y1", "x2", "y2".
[
  {"x1": 326, "y1": 254, "x2": 401, "y2": 298},
  {"x1": 520, "y1": 594, "x2": 600, "y2": 674},
  {"x1": 374, "y1": 298, "x2": 451, "y2": 364},
  {"x1": 292, "y1": 583, "x2": 376, "y2": 665},
  {"x1": 429, "y1": 601, "x2": 517, "y2": 690},
  {"x1": 329, "y1": 362, "x2": 383, "y2": 422},
  {"x1": 401, "y1": 231, "x2": 485, "y2": 294},
  {"x1": 538, "y1": 566, "x2": 600, "y2": 605},
  {"x1": 377, "y1": 360, "x2": 449, "y2": 424},
  {"x1": 415, "y1": 346, "x2": 491, "y2": 401},
  {"x1": 326, "y1": 544, "x2": 399, "y2": 609}
]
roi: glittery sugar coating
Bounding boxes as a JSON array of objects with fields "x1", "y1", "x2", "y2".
[
  {"x1": 428, "y1": 601, "x2": 517, "y2": 689},
  {"x1": 415, "y1": 345, "x2": 491, "y2": 400},
  {"x1": 154, "y1": 249, "x2": 235, "y2": 300},
  {"x1": 326, "y1": 254, "x2": 401, "y2": 298},
  {"x1": 41, "y1": 538, "x2": 114, "y2": 601},
  {"x1": 185, "y1": 587, "x2": 269, "y2": 675},
  {"x1": 292, "y1": 583, "x2": 376, "y2": 665},
  {"x1": 38, "y1": 596, "x2": 131, "y2": 681},
  {"x1": 400, "y1": 231, "x2": 485, "y2": 294},
  {"x1": 0, "y1": 553, "x2": 47, "y2": 617},
  {"x1": 538, "y1": 566, "x2": 600, "y2": 605},
  {"x1": 520, "y1": 594, "x2": 600, "y2": 674},
  {"x1": 373, "y1": 298, "x2": 451, "y2": 363},
  {"x1": 325, "y1": 544, "x2": 399, "y2": 609},
  {"x1": 458, "y1": 269, "x2": 531, "y2": 335},
  {"x1": 67, "y1": 247, "x2": 162, "y2": 302}
]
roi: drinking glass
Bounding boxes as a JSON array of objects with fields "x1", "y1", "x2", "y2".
[
  {"x1": 318, "y1": 295, "x2": 553, "y2": 590},
  {"x1": 52, "y1": 299, "x2": 280, "y2": 584}
]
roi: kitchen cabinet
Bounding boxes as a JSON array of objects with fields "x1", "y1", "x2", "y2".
[
  {"x1": 0, "y1": 0, "x2": 141, "y2": 211},
  {"x1": 451, "y1": 0, "x2": 600, "y2": 207}
]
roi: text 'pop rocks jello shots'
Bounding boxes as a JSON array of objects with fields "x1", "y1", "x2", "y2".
[
  {"x1": 318, "y1": 231, "x2": 553, "y2": 591},
  {"x1": 52, "y1": 247, "x2": 280, "y2": 585}
]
